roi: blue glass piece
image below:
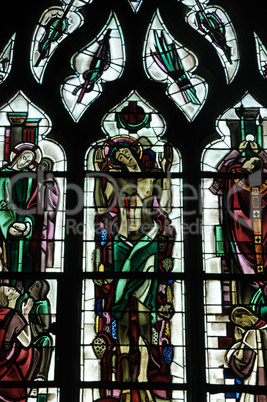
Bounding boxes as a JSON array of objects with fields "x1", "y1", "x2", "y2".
[
  {"x1": 96, "y1": 228, "x2": 108, "y2": 246},
  {"x1": 96, "y1": 298, "x2": 102, "y2": 316},
  {"x1": 112, "y1": 320, "x2": 117, "y2": 339},
  {"x1": 162, "y1": 345, "x2": 173, "y2": 364}
]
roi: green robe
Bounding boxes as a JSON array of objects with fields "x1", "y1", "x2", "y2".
[
  {"x1": 111, "y1": 233, "x2": 158, "y2": 324},
  {"x1": 0, "y1": 167, "x2": 34, "y2": 272},
  {"x1": 30, "y1": 299, "x2": 52, "y2": 347}
]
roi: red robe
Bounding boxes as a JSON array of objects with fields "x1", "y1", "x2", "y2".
[
  {"x1": 0, "y1": 308, "x2": 39, "y2": 401},
  {"x1": 210, "y1": 151, "x2": 267, "y2": 274}
]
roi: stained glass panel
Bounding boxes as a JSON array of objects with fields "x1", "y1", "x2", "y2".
[
  {"x1": 0, "y1": 92, "x2": 66, "y2": 400},
  {"x1": 0, "y1": 279, "x2": 59, "y2": 400},
  {"x1": 0, "y1": 91, "x2": 67, "y2": 273},
  {"x1": 81, "y1": 92, "x2": 185, "y2": 401},
  {"x1": 202, "y1": 93, "x2": 267, "y2": 397}
]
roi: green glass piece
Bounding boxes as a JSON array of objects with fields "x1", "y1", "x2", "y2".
[{"x1": 215, "y1": 225, "x2": 224, "y2": 256}]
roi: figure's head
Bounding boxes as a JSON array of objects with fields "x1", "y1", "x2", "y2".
[
  {"x1": 231, "y1": 306, "x2": 259, "y2": 329},
  {"x1": 28, "y1": 280, "x2": 50, "y2": 300},
  {"x1": 10, "y1": 149, "x2": 35, "y2": 171},
  {"x1": 115, "y1": 147, "x2": 137, "y2": 167},
  {"x1": 37, "y1": 157, "x2": 53, "y2": 172},
  {"x1": 0, "y1": 285, "x2": 20, "y2": 307},
  {"x1": 109, "y1": 142, "x2": 140, "y2": 170}
]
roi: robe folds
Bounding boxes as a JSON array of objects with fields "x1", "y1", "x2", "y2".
[
  {"x1": 210, "y1": 150, "x2": 267, "y2": 274},
  {"x1": 111, "y1": 223, "x2": 158, "y2": 325},
  {"x1": 226, "y1": 323, "x2": 267, "y2": 401},
  {"x1": 27, "y1": 176, "x2": 59, "y2": 272},
  {"x1": 0, "y1": 308, "x2": 39, "y2": 402},
  {"x1": 0, "y1": 166, "x2": 35, "y2": 273}
]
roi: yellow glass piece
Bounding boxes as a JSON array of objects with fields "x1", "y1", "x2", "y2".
[
  {"x1": 99, "y1": 263, "x2": 105, "y2": 272},
  {"x1": 164, "y1": 321, "x2": 171, "y2": 338},
  {"x1": 167, "y1": 285, "x2": 172, "y2": 303}
]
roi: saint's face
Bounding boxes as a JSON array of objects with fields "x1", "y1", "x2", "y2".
[
  {"x1": 115, "y1": 148, "x2": 137, "y2": 167},
  {"x1": 16, "y1": 151, "x2": 34, "y2": 170},
  {"x1": 4, "y1": 286, "x2": 20, "y2": 300},
  {"x1": 28, "y1": 280, "x2": 42, "y2": 299},
  {"x1": 38, "y1": 160, "x2": 50, "y2": 172}
]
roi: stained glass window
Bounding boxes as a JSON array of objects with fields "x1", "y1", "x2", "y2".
[{"x1": 1, "y1": 0, "x2": 265, "y2": 401}]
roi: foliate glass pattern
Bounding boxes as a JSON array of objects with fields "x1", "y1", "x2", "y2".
[
  {"x1": 179, "y1": 0, "x2": 239, "y2": 84},
  {"x1": 61, "y1": 11, "x2": 126, "y2": 122},
  {"x1": 30, "y1": 0, "x2": 93, "y2": 84},
  {"x1": 143, "y1": 9, "x2": 208, "y2": 122}
]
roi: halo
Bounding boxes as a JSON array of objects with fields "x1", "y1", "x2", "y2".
[{"x1": 9, "y1": 142, "x2": 43, "y2": 169}]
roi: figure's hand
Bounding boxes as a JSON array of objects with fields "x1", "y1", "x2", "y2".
[
  {"x1": 9, "y1": 222, "x2": 26, "y2": 237},
  {"x1": 159, "y1": 143, "x2": 173, "y2": 172},
  {"x1": 250, "y1": 141, "x2": 259, "y2": 154},
  {"x1": 9, "y1": 222, "x2": 30, "y2": 237},
  {"x1": 239, "y1": 140, "x2": 248, "y2": 153},
  {"x1": 234, "y1": 325, "x2": 245, "y2": 341},
  {"x1": 94, "y1": 147, "x2": 106, "y2": 171},
  {"x1": 239, "y1": 140, "x2": 259, "y2": 154},
  {"x1": 22, "y1": 298, "x2": 34, "y2": 315}
]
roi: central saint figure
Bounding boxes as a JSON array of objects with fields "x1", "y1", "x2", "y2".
[{"x1": 94, "y1": 136, "x2": 173, "y2": 401}]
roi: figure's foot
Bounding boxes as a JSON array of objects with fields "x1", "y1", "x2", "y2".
[
  {"x1": 34, "y1": 374, "x2": 46, "y2": 381},
  {"x1": 120, "y1": 390, "x2": 131, "y2": 402},
  {"x1": 34, "y1": 377, "x2": 46, "y2": 381}
]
